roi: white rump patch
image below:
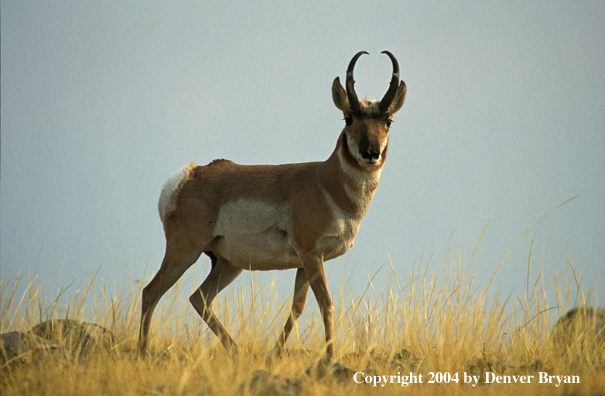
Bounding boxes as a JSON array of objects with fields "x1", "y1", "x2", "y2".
[{"x1": 158, "y1": 162, "x2": 197, "y2": 224}]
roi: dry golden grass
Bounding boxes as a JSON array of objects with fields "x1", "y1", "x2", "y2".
[{"x1": 1, "y1": 243, "x2": 604, "y2": 396}]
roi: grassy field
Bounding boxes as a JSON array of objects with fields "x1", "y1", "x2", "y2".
[{"x1": 1, "y1": 250, "x2": 604, "y2": 396}]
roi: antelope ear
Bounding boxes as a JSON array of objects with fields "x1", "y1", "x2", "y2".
[
  {"x1": 388, "y1": 81, "x2": 407, "y2": 115},
  {"x1": 332, "y1": 77, "x2": 349, "y2": 112}
]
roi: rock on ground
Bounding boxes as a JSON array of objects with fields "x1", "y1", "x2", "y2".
[
  {"x1": 552, "y1": 307, "x2": 605, "y2": 353},
  {"x1": 0, "y1": 331, "x2": 74, "y2": 367},
  {"x1": 248, "y1": 370, "x2": 304, "y2": 396},
  {"x1": 29, "y1": 319, "x2": 115, "y2": 353}
]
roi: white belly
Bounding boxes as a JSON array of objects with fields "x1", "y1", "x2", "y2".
[
  {"x1": 211, "y1": 198, "x2": 363, "y2": 270},
  {"x1": 212, "y1": 200, "x2": 302, "y2": 270}
]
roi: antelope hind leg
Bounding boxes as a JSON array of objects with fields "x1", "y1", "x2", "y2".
[{"x1": 190, "y1": 253, "x2": 243, "y2": 356}]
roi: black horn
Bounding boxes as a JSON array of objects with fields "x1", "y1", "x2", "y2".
[
  {"x1": 379, "y1": 51, "x2": 400, "y2": 113},
  {"x1": 346, "y1": 51, "x2": 369, "y2": 114}
]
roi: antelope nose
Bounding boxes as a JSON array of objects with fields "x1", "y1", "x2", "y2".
[{"x1": 361, "y1": 148, "x2": 380, "y2": 162}]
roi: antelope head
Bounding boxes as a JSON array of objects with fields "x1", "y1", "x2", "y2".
[{"x1": 332, "y1": 51, "x2": 407, "y2": 168}]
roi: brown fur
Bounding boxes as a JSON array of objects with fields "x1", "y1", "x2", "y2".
[{"x1": 139, "y1": 53, "x2": 407, "y2": 360}]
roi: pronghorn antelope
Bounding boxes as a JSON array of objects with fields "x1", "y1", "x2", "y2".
[{"x1": 138, "y1": 51, "x2": 406, "y2": 359}]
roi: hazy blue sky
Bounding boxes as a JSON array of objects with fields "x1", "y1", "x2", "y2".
[{"x1": 2, "y1": 1, "x2": 604, "y2": 326}]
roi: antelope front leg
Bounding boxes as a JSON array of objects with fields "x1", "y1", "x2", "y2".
[
  {"x1": 269, "y1": 267, "x2": 309, "y2": 360},
  {"x1": 302, "y1": 253, "x2": 335, "y2": 360}
]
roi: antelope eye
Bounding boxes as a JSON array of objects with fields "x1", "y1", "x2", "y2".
[
  {"x1": 386, "y1": 119, "x2": 392, "y2": 128},
  {"x1": 345, "y1": 116, "x2": 353, "y2": 126}
]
